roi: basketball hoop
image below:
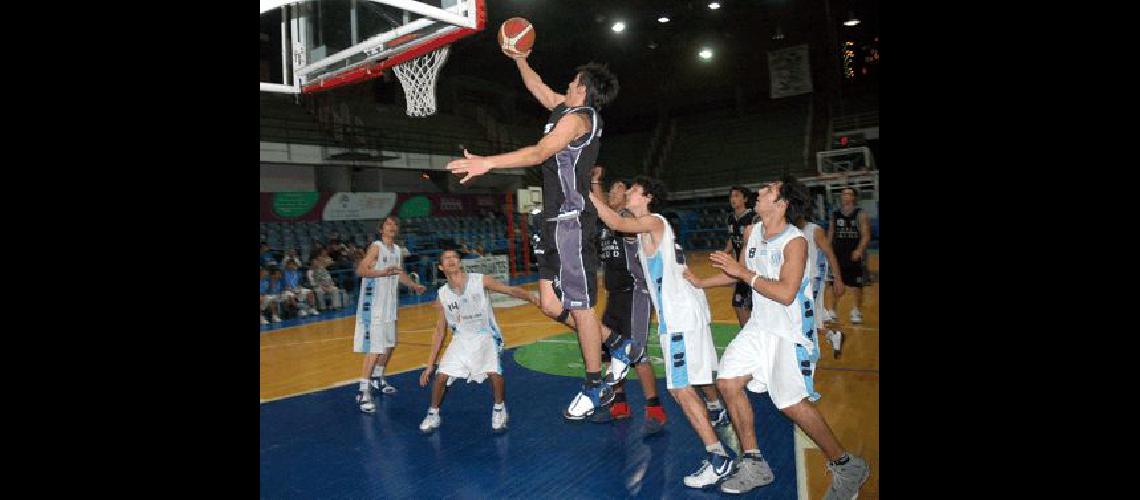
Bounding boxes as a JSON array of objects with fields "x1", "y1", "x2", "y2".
[{"x1": 393, "y1": 47, "x2": 449, "y2": 117}]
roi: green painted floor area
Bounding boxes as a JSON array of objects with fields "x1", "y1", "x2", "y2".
[{"x1": 513, "y1": 322, "x2": 743, "y2": 378}]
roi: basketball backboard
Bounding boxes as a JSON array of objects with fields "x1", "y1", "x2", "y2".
[
  {"x1": 260, "y1": 0, "x2": 484, "y2": 94},
  {"x1": 816, "y1": 146, "x2": 876, "y2": 175}
]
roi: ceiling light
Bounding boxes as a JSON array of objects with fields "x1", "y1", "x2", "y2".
[
  {"x1": 658, "y1": 17, "x2": 670, "y2": 23},
  {"x1": 709, "y1": 2, "x2": 721, "y2": 10},
  {"x1": 612, "y1": 21, "x2": 626, "y2": 32},
  {"x1": 699, "y1": 48, "x2": 713, "y2": 60},
  {"x1": 843, "y1": 11, "x2": 860, "y2": 26}
]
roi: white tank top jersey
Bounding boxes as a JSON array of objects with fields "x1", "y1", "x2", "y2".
[
  {"x1": 369, "y1": 240, "x2": 402, "y2": 321},
  {"x1": 744, "y1": 222, "x2": 814, "y2": 347},
  {"x1": 638, "y1": 214, "x2": 711, "y2": 334},
  {"x1": 437, "y1": 273, "x2": 503, "y2": 339},
  {"x1": 802, "y1": 222, "x2": 823, "y2": 287}
]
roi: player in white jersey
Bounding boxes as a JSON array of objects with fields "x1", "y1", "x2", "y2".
[
  {"x1": 590, "y1": 176, "x2": 736, "y2": 490},
  {"x1": 797, "y1": 215, "x2": 846, "y2": 358},
  {"x1": 417, "y1": 249, "x2": 539, "y2": 434},
  {"x1": 686, "y1": 177, "x2": 869, "y2": 498},
  {"x1": 353, "y1": 216, "x2": 427, "y2": 414}
]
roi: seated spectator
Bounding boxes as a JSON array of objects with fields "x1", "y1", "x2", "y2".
[
  {"x1": 260, "y1": 267, "x2": 282, "y2": 324},
  {"x1": 307, "y1": 256, "x2": 344, "y2": 310},
  {"x1": 267, "y1": 268, "x2": 292, "y2": 320},
  {"x1": 260, "y1": 243, "x2": 278, "y2": 267},
  {"x1": 283, "y1": 260, "x2": 320, "y2": 317},
  {"x1": 282, "y1": 248, "x2": 303, "y2": 268}
]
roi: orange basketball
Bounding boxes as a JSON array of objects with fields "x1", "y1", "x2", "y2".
[{"x1": 498, "y1": 17, "x2": 535, "y2": 56}]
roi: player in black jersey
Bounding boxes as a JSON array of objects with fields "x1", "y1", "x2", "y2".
[
  {"x1": 446, "y1": 48, "x2": 620, "y2": 421},
  {"x1": 587, "y1": 167, "x2": 667, "y2": 431},
  {"x1": 828, "y1": 187, "x2": 871, "y2": 324},
  {"x1": 724, "y1": 186, "x2": 757, "y2": 327}
]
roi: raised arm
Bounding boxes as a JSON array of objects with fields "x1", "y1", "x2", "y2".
[
  {"x1": 588, "y1": 190, "x2": 663, "y2": 235},
  {"x1": 507, "y1": 52, "x2": 566, "y2": 110},
  {"x1": 590, "y1": 166, "x2": 605, "y2": 202},
  {"x1": 446, "y1": 112, "x2": 589, "y2": 184},
  {"x1": 482, "y1": 275, "x2": 539, "y2": 306}
]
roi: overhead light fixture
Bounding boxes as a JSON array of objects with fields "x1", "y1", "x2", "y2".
[
  {"x1": 658, "y1": 16, "x2": 670, "y2": 23},
  {"x1": 709, "y1": 2, "x2": 721, "y2": 10},
  {"x1": 612, "y1": 21, "x2": 626, "y2": 32},
  {"x1": 772, "y1": 25, "x2": 785, "y2": 40},
  {"x1": 699, "y1": 48, "x2": 713, "y2": 60},
  {"x1": 843, "y1": 11, "x2": 860, "y2": 26}
]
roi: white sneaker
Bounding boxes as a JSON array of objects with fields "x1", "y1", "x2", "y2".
[
  {"x1": 824, "y1": 309, "x2": 837, "y2": 322},
  {"x1": 260, "y1": 317, "x2": 269, "y2": 325},
  {"x1": 355, "y1": 390, "x2": 376, "y2": 414},
  {"x1": 492, "y1": 405, "x2": 509, "y2": 432},
  {"x1": 419, "y1": 412, "x2": 441, "y2": 433},
  {"x1": 371, "y1": 377, "x2": 397, "y2": 394},
  {"x1": 683, "y1": 452, "x2": 735, "y2": 489},
  {"x1": 829, "y1": 330, "x2": 844, "y2": 359},
  {"x1": 309, "y1": 308, "x2": 321, "y2": 315},
  {"x1": 271, "y1": 316, "x2": 282, "y2": 323},
  {"x1": 298, "y1": 309, "x2": 308, "y2": 317},
  {"x1": 849, "y1": 308, "x2": 862, "y2": 324}
]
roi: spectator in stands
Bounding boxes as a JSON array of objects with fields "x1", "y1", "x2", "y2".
[
  {"x1": 343, "y1": 242, "x2": 365, "y2": 264},
  {"x1": 283, "y1": 260, "x2": 320, "y2": 317},
  {"x1": 457, "y1": 239, "x2": 480, "y2": 258},
  {"x1": 268, "y1": 268, "x2": 295, "y2": 318},
  {"x1": 328, "y1": 238, "x2": 351, "y2": 270},
  {"x1": 282, "y1": 248, "x2": 303, "y2": 268},
  {"x1": 260, "y1": 243, "x2": 277, "y2": 267},
  {"x1": 308, "y1": 255, "x2": 344, "y2": 310},
  {"x1": 261, "y1": 267, "x2": 282, "y2": 324}
]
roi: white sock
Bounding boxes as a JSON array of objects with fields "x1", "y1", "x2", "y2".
[
  {"x1": 706, "y1": 399, "x2": 723, "y2": 411},
  {"x1": 359, "y1": 379, "x2": 370, "y2": 392},
  {"x1": 493, "y1": 402, "x2": 505, "y2": 411},
  {"x1": 428, "y1": 407, "x2": 439, "y2": 415},
  {"x1": 705, "y1": 443, "x2": 727, "y2": 456},
  {"x1": 372, "y1": 364, "x2": 386, "y2": 379}
]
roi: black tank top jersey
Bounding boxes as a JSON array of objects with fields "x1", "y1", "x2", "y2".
[
  {"x1": 727, "y1": 209, "x2": 756, "y2": 258},
  {"x1": 831, "y1": 207, "x2": 862, "y2": 253},
  {"x1": 598, "y1": 209, "x2": 644, "y2": 292},
  {"x1": 541, "y1": 103, "x2": 602, "y2": 220}
]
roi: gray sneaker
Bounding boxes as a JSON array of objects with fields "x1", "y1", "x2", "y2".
[
  {"x1": 823, "y1": 454, "x2": 870, "y2": 500},
  {"x1": 719, "y1": 454, "x2": 775, "y2": 494}
]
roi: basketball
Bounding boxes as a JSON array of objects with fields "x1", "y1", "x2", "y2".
[{"x1": 498, "y1": 17, "x2": 535, "y2": 56}]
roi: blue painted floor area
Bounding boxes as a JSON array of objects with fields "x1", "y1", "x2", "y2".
[{"x1": 261, "y1": 351, "x2": 797, "y2": 499}]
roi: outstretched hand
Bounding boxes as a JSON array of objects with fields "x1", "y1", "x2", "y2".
[
  {"x1": 709, "y1": 251, "x2": 748, "y2": 280},
  {"x1": 683, "y1": 267, "x2": 702, "y2": 288},
  {"x1": 502, "y1": 46, "x2": 531, "y2": 60},
  {"x1": 446, "y1": 149, "x2": 493, "y2": 184}
]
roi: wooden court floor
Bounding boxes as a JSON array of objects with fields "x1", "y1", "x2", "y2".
[{"x1": 260, "y1": 251, "x2": 879, "y2": 499}]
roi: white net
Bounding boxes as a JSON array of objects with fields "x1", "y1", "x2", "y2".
[{"x1": 393, "y1": 47, "x2": 450, "y2": 117}]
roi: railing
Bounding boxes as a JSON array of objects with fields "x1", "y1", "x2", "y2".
[
  {"x1": 831, "y1": 111, "x2": 879, "y2": 132},
  {"x1": 260, "y1": 116, "x2": 530, "y2": 157}
]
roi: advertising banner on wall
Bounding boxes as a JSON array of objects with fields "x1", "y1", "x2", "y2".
[
  {"x1": 322, "y1": 192, "x2": 399, "y2": 221},
  {"x1": 461, "y1": 255, "x2": 527, "y2": 307},
  {"x1": 769, "y1": 44, "x2": 813, "y2": 99},
  {"x1": 261, "y1": 192, "x2": 512, "y2": 222}
]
